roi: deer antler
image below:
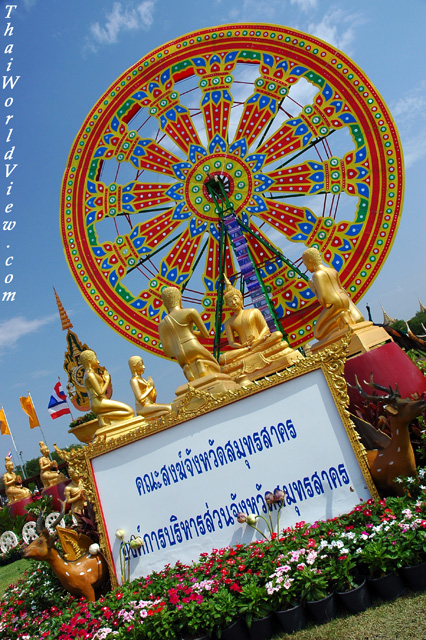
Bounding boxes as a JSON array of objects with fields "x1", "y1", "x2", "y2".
[
  {"x1": 347, "y1": 374, "x2": 379, "y2": 402},
  {"x1": 348, "y1": 373, "x2": 400, "y2": 406},
  {"x1": 49, "y1": 500, "x2": 67, "y2": 530},
  {"x1": 366, "y1": 373, "x2": 401, "y2": 404},
  {"x1": 36, "y1": 509, "x2": 46, "y2": 534}
]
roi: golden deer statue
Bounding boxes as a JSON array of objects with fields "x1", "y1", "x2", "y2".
[
  {"x1": 21, "y1": 501, "x2": 109, "y2": 601},
  {"x1": 350, "y1": 374, "x2": 426, "y2": 496}
]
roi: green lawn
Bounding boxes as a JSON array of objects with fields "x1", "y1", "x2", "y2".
[
  {"x1": 0, "y1": 559, "x2": 27, "y2": 599},
  {"x1": 2, "y1": 561, "x2": 426, "y2": 639}
]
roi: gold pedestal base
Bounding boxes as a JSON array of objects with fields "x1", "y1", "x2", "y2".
[
  {"x1": 311, "y1": 322, "x2": 392, "y2": 357},
  {"x1": 172, "y1": 372, "x2": 240, "y2": 412},
  {"x1": 221, "y1": 344, "x2": 304, "y2": 383},
  {"x1": 94, "y1": 415, "x2": 147, "y2": 441}
]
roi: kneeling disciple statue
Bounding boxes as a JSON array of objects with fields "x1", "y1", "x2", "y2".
[
  {"x1": 80, "y1": 349, "x2": 136, "y2": 438},
  {"x1": 3, "y1": 457, "x2": 31, "y2": 504},
  {"x1": 38, "y1": 441, "x2": 67, "y2": 489},
  {"x1": 302, "y1": 247, "x2": 391, "y2": 355},
  {"x1": 159, "y1": 286, "x2": 240, "y2": 400},
  {"x1": 219, "y1": 276, "x2": 302, "y2": 383},
  {"x1": 129, "y1": 356, "x2": 172, "y2": 419},
  {"x1": 64, "y1": 467, "x2": 87, "y2": 515}
]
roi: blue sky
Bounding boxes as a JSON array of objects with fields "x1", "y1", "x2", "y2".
[{"x1": 0, "y1": 0, "x2": 425, "y2": 464}]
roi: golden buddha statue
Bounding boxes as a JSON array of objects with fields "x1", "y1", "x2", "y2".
[
  {"x1": 129, "y1": 356, "x2": 172, "y2": 419},
  {"x1": 302, "y1": 247, "x2": 390, "y2": 355},
  {"x1": 38, "y1": 441, "x2": 68, "y2": 489},
  {"x1": 63, "y1": 467, "x2": 87, "y2": 515},
  {"x1": 3, "y1": 457, "x2": 31, "y2": 504},
  {"x1": 302, "y1": 247, "x2": 364, "y2": 341},
  {"x1": 159, "y1": 286, "x2": 221, "y2": 382},
  {"x1": 80, "y1": 349, "x2": 134, "y2": 427},
  {"x1": 219, "y1": 276, "x2": 302, "y2": 382}
]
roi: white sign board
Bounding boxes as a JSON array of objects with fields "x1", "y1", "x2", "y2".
[{"x1": 90, "y1": 367, "x2": 372, "y2": 581}]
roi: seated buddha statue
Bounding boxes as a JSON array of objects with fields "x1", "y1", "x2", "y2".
[
  {"x1": 3, "y1": 457, "x2": 31, "y2": 504},
  {"x1": 219, "y1": 276, "x2": 302, "y2": 381}
]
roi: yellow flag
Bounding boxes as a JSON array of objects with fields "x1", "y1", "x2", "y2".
[
  {"x1": 19, "y1": 395, "x2": 40, "y2": 429},
  {"x1": 0, "y1": 407, "x2": 10, "y2": 435}
]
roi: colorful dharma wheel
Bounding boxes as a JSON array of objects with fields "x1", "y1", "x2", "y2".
[{"x1": 60, "y1": 24, "x2": 403, "y2": 356}]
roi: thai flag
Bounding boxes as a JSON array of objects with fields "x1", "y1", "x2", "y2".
[
  {"x1": 48, "y1": 382, "x2": 71, "y2": 419},
  {"x1": 6, "y1": 450, "x2": 12, "y2": 458}
]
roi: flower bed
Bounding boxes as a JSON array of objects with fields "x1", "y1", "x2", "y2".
[{"x1": 2, "y1": 473, "x2": 426, "y2": 639}]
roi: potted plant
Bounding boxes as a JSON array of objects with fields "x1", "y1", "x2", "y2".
[
  {"x1": 360, "y1": 529, "x2": 406, "y2": 600},
  {"x1": 294, "y1": 562, "x2": 336, "y2": 624},
  {"x1": 238, "y1": 581, "x2": 276, "y2": 640},
  {"x1": 265, "y1": 563, "x2": 306, "y2": 633},
  {"x1": 396, "y1": 510, "x2": 426, "y2": 590},
  {"x1": 181, "y1": 586, "x2": 240, "y2": 639}
]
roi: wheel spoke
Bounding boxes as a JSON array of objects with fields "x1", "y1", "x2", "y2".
[
  {"x1": 132, "y1": 226, "x2": 209, "y2": 330},
  {"x1": 257, "y1": 84, "x2": 358, "y2": 166},
  {"x1": 134, "y1": 72, "x2": 202, "y2": 155},
  {"x1": 92, "y1": 116, "x2": 183, "y2": 178},
  {"x1": 156, "y1": 224, "x2": 207, "y2": 288},
  {"x1": 193, "y1": 52, "x2": 238, "y2": 145},
  {"x1": 85, "y1": 179, "x2": 181, "y2": 224},
  {"x1": 257, "y1": 198, "x2": 365, "y2": 273},
  {"x1": 266, "y1": 149, "x2": 371, "y2": 199},
  {"x1": 89, "y1": 207, "x2": 183, "y2": 287},
  {"x1": 232, "y1": 54, "x2": 306, "y2": 148}
]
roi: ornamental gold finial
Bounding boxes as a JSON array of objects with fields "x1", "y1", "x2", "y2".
[{"x1": 54, "y1": 288, "x2": 73, "y2": 331}]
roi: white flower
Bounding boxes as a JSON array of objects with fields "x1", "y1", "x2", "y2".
[
  {"x1": 115, "y1": 529, "x2": 126, "y2": 540},
  {"x1": 246, "y1": 513, "x2": 258, "y2": 526}
]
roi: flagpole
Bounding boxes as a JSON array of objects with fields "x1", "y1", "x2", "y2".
[
  {"x1": 0, "y1": 405, "x2": 25, "y2": 478},
  {"x1": 58, "y1": 375, "x2": 76, "y2": 420},
  {"x1": 28, "y1": 391, "x2": 52, "y2": 459}
]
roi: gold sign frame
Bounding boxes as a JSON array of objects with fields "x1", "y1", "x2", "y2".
[{"x1": 56, "y1": 337, "x2": 378, "y2": 587}]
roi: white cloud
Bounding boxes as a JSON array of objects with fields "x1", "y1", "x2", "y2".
[
  {"x1": 0, "y1": 315, "x2": 57, "y2": 351},
  {"x1": 307, "y1": 8, "x2": 365, "y2": 53},
  {"x1": 87, "y1": 1, "x2": 156, "y2": 51},
  {"x1": 221, "y1": 0, "x2": 288, "y2": 23},
  {"x1": 391, "y1": 82, "x2": 426, "y2": 169},
  {"x1": 290, "y1": 0, "x2": 318, "y2": 12}
]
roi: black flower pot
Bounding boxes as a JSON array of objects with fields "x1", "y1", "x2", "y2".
[
  {"x1": 400, "y1": 560, "x2": 426, "y2": 591},
  {"x1": 367, "y1": 572, "x2": 406, "y2": 601},
  {"x1": 222, "y1": 618, "x2": 249, "y2": 640},
  {"x1": 306, "y1": 592, "x2": 337, "y2": 624},
  {"x1": 248, "y1": 614, "x2": 276, "y2": 640},
  {"x1": 274, "y1": 603, "x2": 307, "y2": 633},
  {"x1": 337, "y1": 579, "x2": 371, "y2": 614}
]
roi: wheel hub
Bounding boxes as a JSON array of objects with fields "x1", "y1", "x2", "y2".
[{"x1": 184, "y1": 153, "x2": 253, "y2": 221}]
